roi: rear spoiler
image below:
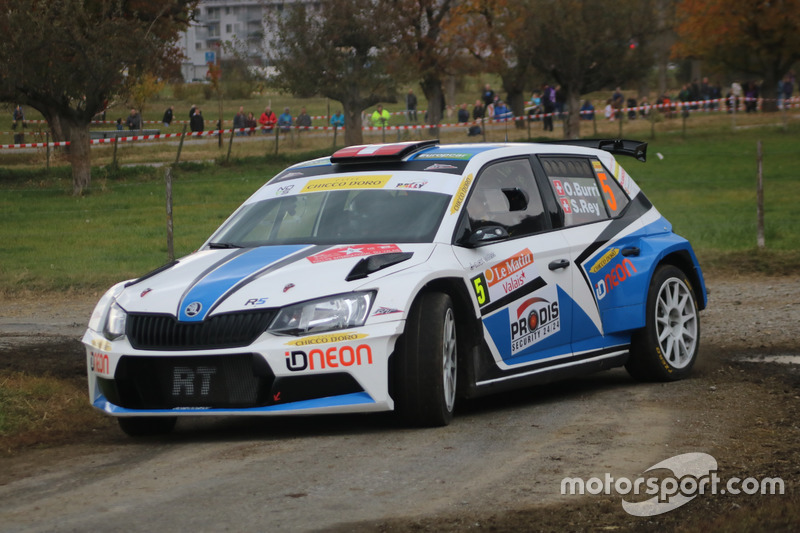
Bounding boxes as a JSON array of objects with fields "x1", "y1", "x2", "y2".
[{"x1": 541, "y1": 139, "x2": 647, "y2": 162}]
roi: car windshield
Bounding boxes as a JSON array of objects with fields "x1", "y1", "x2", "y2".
[{"x1": 210, "y1": 189, "x2": 451, "y2": 246}]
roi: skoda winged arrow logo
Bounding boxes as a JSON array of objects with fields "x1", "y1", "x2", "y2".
[{"x1": 185, "y1": 301, "x2": 203, "y2": 317}]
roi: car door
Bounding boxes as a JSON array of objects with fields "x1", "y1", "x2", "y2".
[
  {"x1": 534, "y1": 155, "x2": 643, "y2": 354},
  {"x1": 452, "y1": 157, "x2": 576, "y2": 370}
]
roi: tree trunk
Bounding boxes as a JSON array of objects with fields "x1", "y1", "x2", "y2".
[
  {"x1": 420, "y1": 76, "x2": 444, "y2": 126},
  {"x1": 563, "y1": 89, "x2": 581, "y2": 140},
  {"x1": 342, "y1": 104, "x2": 364, "y2": 146},
  {"x1": 64, "y1": 120, "x2": 92, "y2": 195}
]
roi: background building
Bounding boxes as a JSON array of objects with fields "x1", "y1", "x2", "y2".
[{"x1": 179, "y1": 0, "x2": 312, "y2": 82}]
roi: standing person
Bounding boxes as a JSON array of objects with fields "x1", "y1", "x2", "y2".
[
  {"x1": 190, "y1": 107, "x2": 204, "y2": 132},
  {"x1": 493, "y1": 100, "x2": 511, "y2": 121},
  {"x1": 189, "y1": 104, "x2": 196, "y2": 120},
  {"x1": 12, "y1": 105, "x2": 25, "y2": 129},
  {"x1": 278, "y1": 107, "x2": 293, "y2": 132},
  {"x1": 406, "y1": 89, "x2": 418, "y2": 123},
  {"x1": 330, "y1": 110, "x2": 345, "y2": 129},
  {"x1": 259, "y1": 105, "x2": 277, "y2": 133},
  {"x1": 296, "y1": 107, "x2": 312, "y2": 129},
  {"x1": 245, "y1": 112, "x2": 257, "y2": 135},
  {"x1": 482, "y1": 84, "x2": 495, "y2": 107},
  {"x1": 162, "y1": 105, "x2": 174, "y2": 128},
  {"x1": 371, "y1": 104, "x2": 390, "y2": 128},
  {"x1": 233, "y1": 106, "x2": 246, "y2": 135},
  {"x1": 126, "y1": 108, "x2": 142, "y2": 131},
  {"x1": 457, "y1": 103, "x2": 469, "y2": 123},
  {"x1": 541, "y1": 84, "x2": 555, "y2": 131},
  {"x1": 468, "y1": 100, "x2": 485, "y2": 136}
]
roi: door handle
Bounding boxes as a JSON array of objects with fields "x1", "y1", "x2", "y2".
[
  {"x1": 548, "y1": 259, "x2": 570, "y2": 271},
  {"x1": 621, "y1": 246, "x2": 640, "y2": 257}
]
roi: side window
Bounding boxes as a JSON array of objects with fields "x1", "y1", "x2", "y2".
[
  {"x1": 540, "y1": 157, "x2": 629, "y2": 227},
  {"x1": 466, "y1": 159, "x2": 546, "y2": 238}
]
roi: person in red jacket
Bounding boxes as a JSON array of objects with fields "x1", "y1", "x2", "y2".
[{"x1": 258, "y1": 105, "x2": 277, "y2": 133}]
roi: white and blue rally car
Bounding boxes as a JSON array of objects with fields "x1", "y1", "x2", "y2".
[{"x1": 83, "y1": 139, "x2": 707, "y2": 435}]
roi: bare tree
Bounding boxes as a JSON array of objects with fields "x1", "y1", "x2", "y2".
[
  {"x1": 268, "y1": 0, "x2": 399, "y2": 146},
  {"x1": 0, "y1": 0, "x2": 196, "y2": 195}
]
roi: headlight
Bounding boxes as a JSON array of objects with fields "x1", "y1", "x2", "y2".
[
  {"x1": 269, "y1": 291, "x2": 375, "y2": 336},
  {"x1": 88, "y1": 281, "x2": 128, "y2": 334},
  {"x1": 103, "y1": 302, "x2": 127, "y2": 341}
]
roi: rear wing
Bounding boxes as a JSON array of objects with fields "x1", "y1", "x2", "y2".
[{"x1": 541, "y1": 139, "x2": 647, "y2": 162}]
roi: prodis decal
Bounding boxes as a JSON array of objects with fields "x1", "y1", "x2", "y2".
[{"x1": 510, "y1": 296, "x2": 560, "y2": 354}]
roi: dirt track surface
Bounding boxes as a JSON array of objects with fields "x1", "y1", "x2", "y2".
[{"x1": 0, "y1": 274, "x2": 798, "y2": 532}]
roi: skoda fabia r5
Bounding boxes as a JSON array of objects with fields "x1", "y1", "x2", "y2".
[{"x1": 83, "y1": 139, "x2": 707, "y2": 435}]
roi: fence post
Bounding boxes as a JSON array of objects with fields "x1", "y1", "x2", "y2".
[
  {"x1": 165, "y1": 166, "x2": 174, "y2": 262},
  {"x1": 756, "y1": 140, "x2": 765, "y2": 249},
  {"x1": 46, "y1": 131, "x2": 51, "y2": 170},
  {"x1": 274, "y1": 127, "x2": 280, "y2": 155},
  {"x1": 333, "y1": 125, "x2": 338, "y2": 148},
  {"x1": 226, "y1": 128, "x2": 235, "y2": 163},
  {"x1": 174, "y1": 124, "x2": 187, "y2": 165},
  {"x1": 112, "y1": 134, "x2": 119, "y2": 169}
]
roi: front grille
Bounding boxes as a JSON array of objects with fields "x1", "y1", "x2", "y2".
[
  {"x1": 126, "y1": 310, "x2": 276, "y2": 351},
  {"x1": 96, "y1": 354, "x2": 366, "y2": 410},
  {"x1": 102, "y1": 354, "x2": 273, "y2": 409}
]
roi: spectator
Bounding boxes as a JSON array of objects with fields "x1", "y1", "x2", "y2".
[
  {"x1": 189, "y1": 107, "x2": 204, "y2": 132},
  {"x1": 611, "y1": 87, "x2": 624, "y2": 118},
  {"x1": 371, "y1": 104, "x2": 390, "y2": 128},
  {"x1": 278, "y1": 107, "x2": 293, "y2": 132},
  {"x1": 482, "y1": 84, "x2": 495, "y2": 107},
  {"x1": 189, "y1": 104, "x2": 196, "y2": 120},
  {"x1": 296, "y1": 107, "x2": 312, "y2": 129},
  {"x1": 12, "y1": 105, "x2": 25, "y2": 130},
  {"x1": 233, "y1": 106, "x2": 246, "y2": 135},
  {"x1": 579, "y1": 100, "x2": 594, "y2": 120},
  {"x1": 493, "y1": 100, "x2": 511, "y2": 121},
  {"x1": 542, "y1": 83, "x2": 555, "y2": 131},
  {"x1": 162, "y1": 105, "x2": 174, "y2": 127},
  {"x1": 406, "y1": 89, "x2": 418, "y2": 123},
  {"x1": 115, "y1": 118, "x2": 123, "y2": 130},
  {"x1": 457, "y1": 103, "x2": 470, "y2": 123},
  {"x1": 731, "y1": 81, "x2": 743, "y2": 112},
  {"x1": 528, "y1": 91, "x2": 543, "y2": 121},
  {"x1": 745, "y1": 81, "x2": 759, "y2": 113},
  {"x1": 780, "y1": 74, "x2": 794, "y2": 109},
  {"x1": 245, "y1": 112, "x2": 257, "y2": 135},
  {"x1": 330, "y1": 110, "x2": 345, "y2": 129},
  {"x1": 604, "y1": 99, "x2": 615, "y2": 121},
  {"x1": 259, "y1": 106, "x2": 277, "y2": 133},
  {"x1": 126, "y1": 108, "x2": 142, "y2": 131},
  {"x1": 627, "y1": 97, "x2": 638, "y2": 120},
  {"x1": 468, "y1": 100, "x2": 484, "y2": 136},
  {"x1": 639, "y1": 97, "x2": 650, "y2": 118},
  {"x1": 555, "y1": 85, "x2": 566, "y2": 118}
]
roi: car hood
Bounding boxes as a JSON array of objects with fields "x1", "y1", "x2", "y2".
[{"x1": 115, "y1": 243, "x2": 435, "y2": 320}]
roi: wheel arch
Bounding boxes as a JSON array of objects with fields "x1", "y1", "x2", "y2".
[{"x1": 654, "y1": 249, "x2": 707, "y2": 310}]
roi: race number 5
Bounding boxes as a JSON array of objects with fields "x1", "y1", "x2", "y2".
[
  {"x1": 471, "y1": 274, "x2": 490, "y2": 306},
  {"x1": 597, "y1": 173, "x2": 618, "y2": 211}
]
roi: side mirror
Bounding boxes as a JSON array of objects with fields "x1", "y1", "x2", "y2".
[{"x1": 458, "y1": 225, "x2": 510, "y2": 248}]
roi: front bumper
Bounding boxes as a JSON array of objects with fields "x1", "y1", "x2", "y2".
[{"x1": 83, "y1": 321, "x2": 404, "y2": 418}]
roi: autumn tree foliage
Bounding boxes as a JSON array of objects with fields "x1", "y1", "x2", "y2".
[
  {"x1": 0, "y1": 0, "x2": 196, "y2": 195},
  {"x1": 673, "y1": 0, "x2": 800, "y2": 110},
  {"x1": 269, "y1": 0, "x2": 400, "y2": 146}
]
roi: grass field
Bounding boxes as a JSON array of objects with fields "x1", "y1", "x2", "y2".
[{"x1": 1, "y1": 118, "x2": 798, "y2": 296}]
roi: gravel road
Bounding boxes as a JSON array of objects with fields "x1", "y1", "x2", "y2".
[{"x1": 0, "y1": 273, "x2": 798, "y2": 532}]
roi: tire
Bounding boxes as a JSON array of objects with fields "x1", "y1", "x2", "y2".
[
  {"x1": 117, "y1": 416, "x2": 177, "y2": 437},
  {"x1": 392, "y1": 292, "x2": 458, "y2": 427},
  {"x1": 626, "y1": 265, "x2": 700, "y2": 381}
]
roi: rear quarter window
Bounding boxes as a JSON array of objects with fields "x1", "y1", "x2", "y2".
[{"x1": 540, "y1": 157, "x2": 629, "y2": 226}]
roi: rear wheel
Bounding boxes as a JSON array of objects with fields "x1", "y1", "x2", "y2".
[
  {"x1": 117, "y1": 416, "x2": 177, "y2": 437},
  {"x1": 392, "y1": 292, "x2": 458, "y2": 427},
  {"x1": 626, "y1": 265, "x2": 700, "y2": 381}
]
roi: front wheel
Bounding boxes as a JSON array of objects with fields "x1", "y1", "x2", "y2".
[
  {"x1": 392, "y1": 292, "x2": 458, "y2": 427},
  {"x1": 626, "y1": 265, "x2": 700, "y2": 381}
]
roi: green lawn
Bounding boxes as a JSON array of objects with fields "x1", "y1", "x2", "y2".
[{"x1": 1, "y1": 125, "x2": 798, "y2": 296}]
